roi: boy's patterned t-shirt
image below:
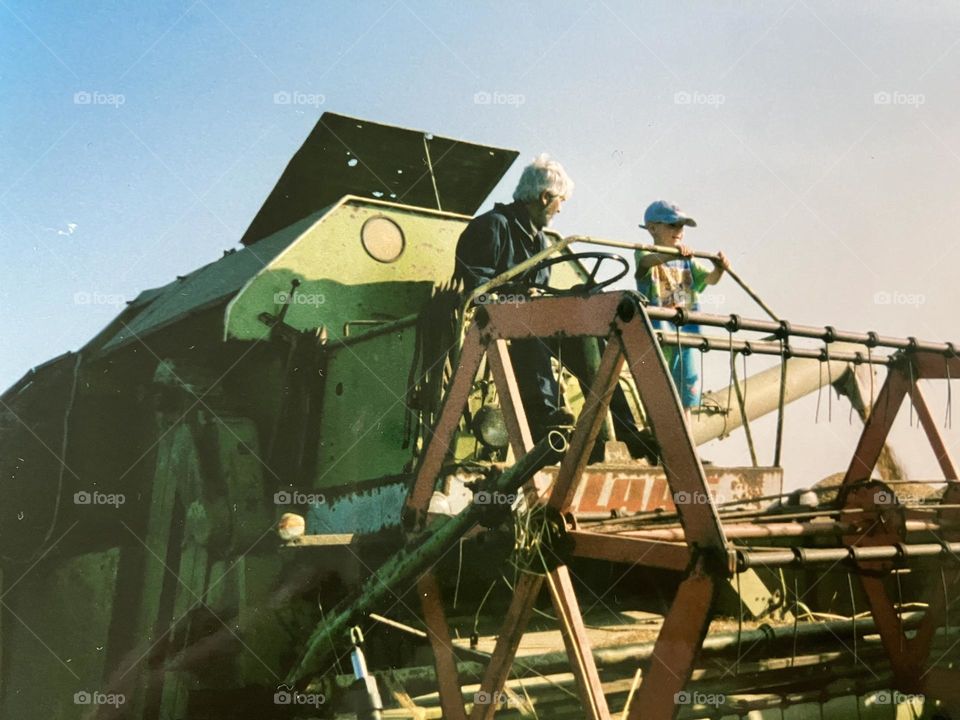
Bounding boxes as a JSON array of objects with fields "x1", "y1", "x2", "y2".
[{"x1": 634, "y1": 250, "x2": 710, "y2": 313}]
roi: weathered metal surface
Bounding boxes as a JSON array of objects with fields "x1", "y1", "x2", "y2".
[
  {"x1": 288, "y1": 434, "x2": 562, "y2": 684},
  {"x1": 240, "y1": 112, "x2": 518, "y2": 246},
  {"x1": 227, "y1": 197, "x2": 469, "y2": 342},
  {"x1": 100, "y1": 228, "x2": 295, "y2": 352}
]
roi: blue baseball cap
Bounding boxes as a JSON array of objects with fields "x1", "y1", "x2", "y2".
[{"x1": 640, "y1": 200, "x2": 697, "y2": 229}]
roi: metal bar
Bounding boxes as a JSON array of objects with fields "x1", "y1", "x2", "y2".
[
  {"x1": 843, "y1": 366, "x2": 910, "y2": 485},
  {"x1": 418, "y1": 572, "x2": 468, "y2": 720},
  {"x1": 486, "y1": 338, "x2": 534, "y2": 457},
  {"x1": 655, "y1": 330, "x2": 895, "y2": 366},
  {"x1": 631, "y1": 242, "x2": 779, "y2": 321},
  {"x1": 860, "y1": 574, "x2": 915, "y2": 684},
  {"x1": 737, "y1": 542, "x2": 960, "y2": 569},
  {"x1": 618, "y1": 310, "x2": 728, "y2": 553},
  {"x1": 627, "y1": 568, "x2": 717, "y2": 720},
  {"x1": 616, "y1": 519, "x2": 942, "y2": 543},
  {"x1": 405, "y1": 324, "x2": 487, "y2": 529},
  {"x1": 912, "y1": 351, "x2": 960, "y2": 380},
  {"x1": 484, "y1": 293, "x2": 624, "y2": 339},
  {"x1": 469, "y1": 572, "x2": 544, "y2": 720},
  {"x1": 567, "y1": 531, "x2": 691, "y2": 571},
  {"x1": 645, "y1": 306, "x2": 959, "y2": 356},
  {"x1": 548, "y1": 336, "x2": 625, "y2": 511},
  {"x1": 546, "y1": 566, "x2": 611, "y2": 719},
  {"x1": 910, "y1": 384, "x2": 959, "y2": 480},
  {"x1": 333, "y1": 314, "x2": 417, "y2": 345}
]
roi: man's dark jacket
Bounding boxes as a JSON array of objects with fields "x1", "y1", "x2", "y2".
[{"x1": 453, "y1": 200, "x2": 549, "y2": 291}]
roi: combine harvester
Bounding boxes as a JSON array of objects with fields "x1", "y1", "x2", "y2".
[{"x1": 1, "y1": 114, "x2": 957, "y2": 719}]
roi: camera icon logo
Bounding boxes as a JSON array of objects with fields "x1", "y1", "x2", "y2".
[{"x1": 74, "y1": 691, "x2": 92, "y2": 704}]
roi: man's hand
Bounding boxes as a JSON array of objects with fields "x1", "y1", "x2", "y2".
[{"x1": 712, "y1": 251, "x2": 731, "y2": 271}]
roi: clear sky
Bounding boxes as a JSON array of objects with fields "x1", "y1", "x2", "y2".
[{"x1": 2, "y1": 1, "x2": 958, "y2": 489}]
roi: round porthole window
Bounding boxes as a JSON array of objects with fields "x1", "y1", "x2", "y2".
[{"x1": 361, "y1": 216, "x2": 405, "y2": 263}]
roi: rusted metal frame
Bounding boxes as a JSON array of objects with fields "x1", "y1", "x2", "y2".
[
  {"x1": 908, "y1": 382, "x2": 959, "y2": 480},
  {"x1": 482, "y1": 293, "x2": 624, "y2": 339},
  {"x1": 736, "y1": 542, "x2": 960, "y2": 570},
  {"x1": 469, "y1": 572, "x2": 544, "y2": 720},
  {"x1": 405, "y1": 324, "x2": 487, "y2": 527},
  {"x1": 545, "y1": 566, "x2": 611, "y2": 719},
  {"x1": 486, "y1": 338, "x2": 535, "y2": 458},
  {"x1": 626, "y1": 566, "x2": 718, "y2": 720},
  {"x1": 842, "y1": 367, "x2": 911, "y2": 682},
  {"x1": 911, "y1": 351, "x2": 960, "y2": 380},
  {"x1": 841, "y1": 366, "x2": 910, "y2": 486},
  {"x1": 618, "y1": 519, "x2": 946, "y2": 543},
  {"x1": 567, "y1": 530, "x2": 691, "y2": 572},
  {"x1": 654, "y1": 330, "x2": 895, "y2": 366},
  {"x1": 417, "y1": 572, "x2": 469, "y2": 720},
  {"x1": 840, "y1": 366, "x2": 949, "y2": 692},
  {"x1": 901, "y1": 382, "x2": 960, "y2": 693},
  {"x1": 647, "y1": 307, "x2": 959, "y2": 355},
  {"x1": 617, "y1": 314, "x2": 728, "y2": 552},
  {"x1": 548, "y1": 336, "x2": 626, "y2": 511}
]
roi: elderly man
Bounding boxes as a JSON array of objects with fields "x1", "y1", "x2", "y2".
[{"x1": 454, "y1": 155, "x2": 653, "y2": 461}]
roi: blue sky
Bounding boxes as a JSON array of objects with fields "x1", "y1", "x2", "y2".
[{"x1": 2, "y1": 1, "x2": 959, "y2": 487}]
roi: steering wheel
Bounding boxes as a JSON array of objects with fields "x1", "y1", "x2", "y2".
[{"x1": 523, "y1": 252, "x2": 630, "y2": 295}]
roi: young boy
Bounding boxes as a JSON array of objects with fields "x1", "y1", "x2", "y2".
[{"x1": 635, "y1": 200, "x2": 729, "y2": 418}]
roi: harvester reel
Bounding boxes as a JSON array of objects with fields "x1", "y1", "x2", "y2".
[
  {"x1": 525, "y1": 251, "x2": 629, "y2": 295},
  {"x1": 841, "y1": 479, "x2": 907, "y2": 574}
]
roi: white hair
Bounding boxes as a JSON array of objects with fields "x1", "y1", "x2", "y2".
[{"x1": 512, "y1": 153, "x2": 574, "y2": 203}]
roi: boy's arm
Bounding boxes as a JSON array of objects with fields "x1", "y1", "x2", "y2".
[
  {"x1": 636, "y1": 244, "x2": 694, "y2": 271},
  {"x1": 704, "y1": 251, "x2": 730, "y2": 286}
]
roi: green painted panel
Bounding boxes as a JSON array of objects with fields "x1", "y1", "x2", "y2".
[
  {"x1": 1, "y1": 549, "x2": 119, "y2": 720},
  {"x1": 314, "y1": 325, "x2": 418, "y2": 487},
  {"x1": 226, "y1": 199, "x2": 468, "y2": 342}
]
